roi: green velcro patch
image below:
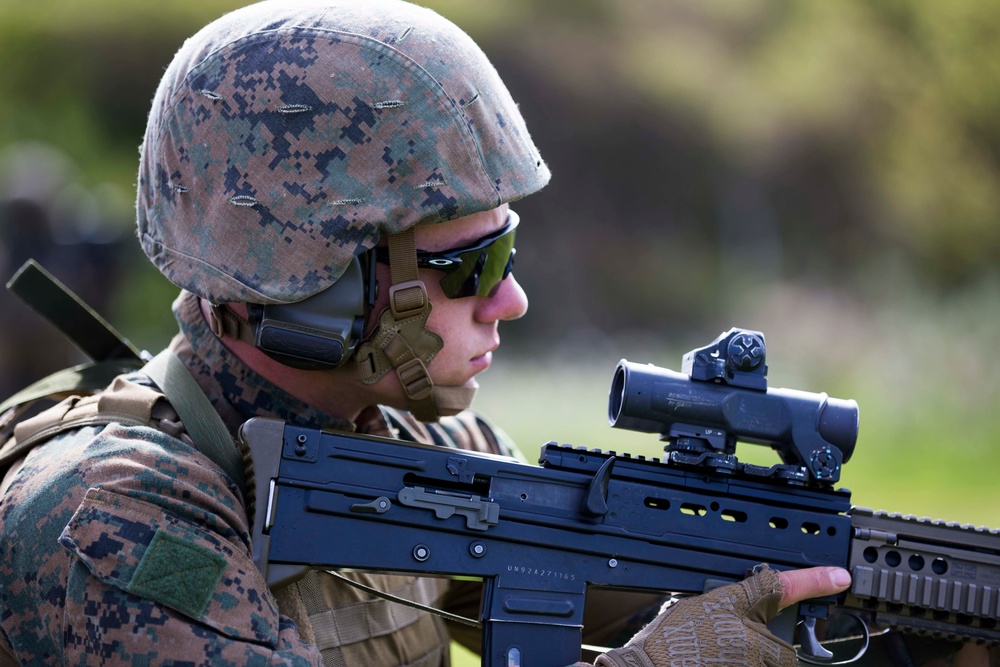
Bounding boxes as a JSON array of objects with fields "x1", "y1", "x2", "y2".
[{"x1": 128, "y1": 529, "x2": 227, "y2": 618}]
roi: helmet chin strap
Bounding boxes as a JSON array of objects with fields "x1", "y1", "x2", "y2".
[{"x1": 345, "y1": 227, "x2": 477, "y2": 422}]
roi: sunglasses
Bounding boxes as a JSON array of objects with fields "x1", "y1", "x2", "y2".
[{"x1": 374, "y1": 210, "x2": 518, "y2": 299}]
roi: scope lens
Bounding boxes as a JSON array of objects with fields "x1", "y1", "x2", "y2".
[{"x1": 609, "y1": 365, "x2": 627, "y2": 425}]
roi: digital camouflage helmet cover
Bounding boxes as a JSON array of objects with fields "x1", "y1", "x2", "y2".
[{"x1": 136, "y1": 0, "x2": 549, "y2": 419}]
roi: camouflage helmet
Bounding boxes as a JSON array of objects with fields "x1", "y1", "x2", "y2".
[{"x1": 137, "y1": 0, "x2": 549, "y2": 305}]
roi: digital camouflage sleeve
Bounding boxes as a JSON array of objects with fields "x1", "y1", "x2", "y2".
[{"x1": 0, "y1": 421, "x2": 321, "y2": 665}]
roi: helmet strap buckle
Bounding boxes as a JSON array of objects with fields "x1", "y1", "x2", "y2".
[{"x1": 389, "y1": 281, "x2": 429, "y2": 319}]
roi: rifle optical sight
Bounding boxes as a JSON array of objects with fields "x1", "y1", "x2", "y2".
[{"x1": 608, "y1": 328, "x2": 859, "y2": 484}]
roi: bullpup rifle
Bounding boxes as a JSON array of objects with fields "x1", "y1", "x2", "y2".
[{"x1": 242, "y1": 328, "x2": 1000, "y2": 666}]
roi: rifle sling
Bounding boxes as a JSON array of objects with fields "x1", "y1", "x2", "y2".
[
  {"x1": 0, "y1": 352, "x2": 246, "y2": 502},
  {"x1": 6, "y1": 260, "x2": 143, "y2": 363},
  {"x1": 2, "y1": 260, "x2": 248, "y2": 499},
  {"x1": 141, "y1": 350, "x2": 247, "y2": 495}
]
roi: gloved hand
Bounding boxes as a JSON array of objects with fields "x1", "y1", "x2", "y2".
[{"x1": 595, "y1": 565, "x2": 824, "y2": 667}]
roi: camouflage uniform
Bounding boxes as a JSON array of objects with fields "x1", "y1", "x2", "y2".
[
  {"x1": 0, "y1": 291, "x2": 526, "y2": 665},
  {"x1": 1, "y1": 2, "x2": 555, "y2": 663}
]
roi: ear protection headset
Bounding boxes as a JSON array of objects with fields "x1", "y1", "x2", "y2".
[{"x1": 244, "y1": 253, "x2": 378, "y2": 371}]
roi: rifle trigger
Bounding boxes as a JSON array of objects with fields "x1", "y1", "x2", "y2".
[
  {"x1": 352, "y1": 496, "x2": 392, "y2": 514},
  {"x1": 584, "y1": 456, "x2": 615, "y2": 517},
  {"x1": 797, "y1": 616, "x2": 834, "y2": 662}
]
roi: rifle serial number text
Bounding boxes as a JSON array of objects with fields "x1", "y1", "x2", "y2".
[{"x1": 507, "y1": 565, "x2": 577, "y2": 581}]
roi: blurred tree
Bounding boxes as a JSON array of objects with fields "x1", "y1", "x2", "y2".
[
  {"x1": 0, "y1": 0, "x2": 997, "y2": 347},
  {"x1": 0, "y1": 1, "x2": 246, "y2": 185}
]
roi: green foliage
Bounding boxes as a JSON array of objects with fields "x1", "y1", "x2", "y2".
[
  {"x1": 2, "y1": 0, "x2": 998, "y2": 292},
  {"x1": 602, "y1": 0, "x2": 1000, "y2": 283},
  {"x1": 451, "y1": 641, "x2": 478, "y2": 667},
  {"x1": 0, "y1": 0, "x2": 246, "y2": 188},
  {"x1": 0, "y1": 6, "x2": 995, "y2": 661}
]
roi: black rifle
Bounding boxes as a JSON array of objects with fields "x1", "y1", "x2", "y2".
[{"x1": 242, "y1": 328, "x2": 1000, "y2": 666}]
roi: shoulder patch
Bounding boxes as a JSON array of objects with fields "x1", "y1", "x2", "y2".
[
  {"x1": 59, "y1": 487, "x2": 280, "y2": 646},
  {"x1": 128, "y1": 529, "x2": 226, "y2": 618}
]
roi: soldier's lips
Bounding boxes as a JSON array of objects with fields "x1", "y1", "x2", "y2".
[{"x1": 469, "y1": 350, "x2": 493, "y2": 373}]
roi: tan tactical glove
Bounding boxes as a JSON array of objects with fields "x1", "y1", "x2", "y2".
[{"x1": 595, "y1": 565, "x2": 795, "y2": 667}]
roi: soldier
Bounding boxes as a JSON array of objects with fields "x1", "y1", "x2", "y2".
[{"x1": 5, "y1": 0, "x2": 977, "y2": 665}]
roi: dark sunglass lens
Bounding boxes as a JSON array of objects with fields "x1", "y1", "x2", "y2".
[
  {"x1": 439, "y1": 249, "x2": 484, "y2": 298},
  {"x1": 431, "y1": 218, "x2": 517, "y2": 298},
  {"x1": 475, "y1": 228, "x2": 516, "y2": 297},
  {"x1": 485, "y1": 249, "x2": 516, "y2": 297}
]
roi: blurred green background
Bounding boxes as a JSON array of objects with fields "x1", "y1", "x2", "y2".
[{"x1": 1, "y1": 0, "x2": 998, "y2": 542}]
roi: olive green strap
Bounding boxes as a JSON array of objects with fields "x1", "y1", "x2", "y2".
[
  {"x1": 1, "y1": 258, "x2": 147, "y2": 416},
  {"x1": 142, "y1": 350, "x2": 247, "y2": 494},
  {"x1": 2, "y1": 260, "x2": 247, "y2": 498},
  {"x1": 7, "y1": 260, "x2": 144, "y2": 363}
]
